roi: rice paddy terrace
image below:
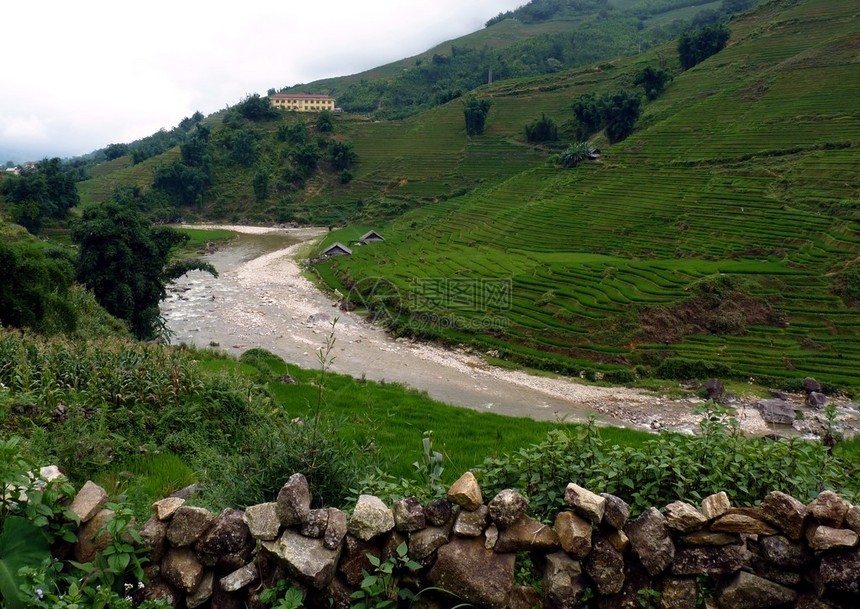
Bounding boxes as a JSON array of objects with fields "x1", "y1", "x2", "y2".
[{"x1": 320, "y1": 0, "x2": 860, "y2": 387}]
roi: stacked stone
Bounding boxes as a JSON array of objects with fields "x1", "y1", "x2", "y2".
[{"x1": 65, "y1": 474, "x2": 860, "y2": 609}]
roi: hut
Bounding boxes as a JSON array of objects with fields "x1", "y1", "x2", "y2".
[
  {"x1": 359, "y1": 230, "x2": 385, "y2": 244},
  {"x1": 322, "y1": 242, "x2": 353, "y2": 257}
]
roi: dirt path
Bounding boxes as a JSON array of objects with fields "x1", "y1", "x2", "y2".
[{"x1": 163, "y1": 225, "x2": 856, "y2": 436}]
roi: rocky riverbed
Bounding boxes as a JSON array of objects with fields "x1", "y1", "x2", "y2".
[{"x1": 162, "y1": 225, "x2": 859, "y2": 438}]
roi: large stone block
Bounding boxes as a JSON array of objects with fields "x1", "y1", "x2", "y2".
[
  {"x1": 808, "y1": 490, "x2": 850, "y2": 528},
  {"x1": 262, "y1": 529, "x2": 342, "y2": 590},
  {"x1": 69, "y1": 480, "x2": 108, "y2": 523},
  {"x1": 139, "y1": 517, "x2": 169, "y2": 563},
  {"x1": 543, "y1": 551, "x2": 586, "y2": 609},
  {"x1": 600, "y1": 493, "x2": 630, "y2": 530},
  {"x1": 565, "y1": 483, "x2": 605, "y2": 524},
  {"x1": 427, "y1": 537, "x2": 515, "y2": 609},
  {"x1": 196, "y1": 508, "x2": 252, "y2": 557},
  {"x1": 393, "y1": 496, "x2": 426, "y2": 532},
  {"x1": 152, "y1": 497, "x2": 185, "y2": 521},
  {"x1": 585, "y1": 534, "x2": 625, "y2": 595},
  {"x1": 447, "y1": 471, "x2": 483, "y2": 511},
  {"x1": 625, "y1": 507, "x2": 675, "y2": 576},
  {"x1": 276, "y1": 473, "x2": 312, "y2": 527},
  {"x1": 454, "y1": 504, "x2": 488, "y2": 537},
  {"x1": 409, "y1": 525, "x2": 450, "y2": 560},
  {"x1": 717, "y1": 571, "x2": 797, "y2": 609},
  {"x1": 758, "y1": 534, "x2": 810, "y2": 568},
  {"x1": 818, "y1": 547, "x2": 860, "y2": 595},
  {"x1": 756, "y1": 399, "x2": 796, "y2": 425},
  {"x1": 670, "y1": 544, "x2": 745, "y2": 575},
  {"x1": 166, "y1": 506, "x2": 214, "y2": 547},
  {"x1": 711, "y1": 512, "x2": 778, "y2": 536},
  {"x1": 74, "y1": 508, "x2": 114, "y2": 562},
  {"x1": 243, "y1": 502, "x2": 280, "y2": 540},
  {"x1": 161, "y1": 547, "x2": 205, "y2": 594},
  {"x1": 554, "y1": 511, "x2": 592, "y2": 558},
  {"x1": 664, "y1": 501, "x2": 707, "y2": 533},
  {"x1": 494, "y1": 514, "x2": 560, "y2": 553},
  {"x1": 701, "y1": 491, "x2": 731, "y2": 520},
  {"x1": 759, "y1": 491, "x2": 807, "y2": 540},
  {"x1": 348, "y1": 494, "x2": 394, "y2": 541},
  {"x1": 487, "y1": 489, "x2": 528, "y2": 529},
  {"x1": 806, "y1": 524, "x2": 859, "y2": 551}
]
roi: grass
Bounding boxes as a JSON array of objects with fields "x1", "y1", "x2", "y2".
[
  {"x1": 217, "y1": 349, "x2": 654, "y2": 483},
  {"x1": 172, "y1": 227, "x2": 236, "y2": 255},
  {"x1": 94, "y1": 453, "x2": 197, "y2": 519},
  {"x1": 311, "y1": 0, "x2": 860, "y2": 387}
]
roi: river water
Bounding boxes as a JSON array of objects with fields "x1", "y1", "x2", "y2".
[{"x1": 161, "y1": 226, "x2": 693, "y2": 427}]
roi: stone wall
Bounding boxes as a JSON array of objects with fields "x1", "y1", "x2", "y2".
[{"x1": 69, "y1": 472, "x2": 860, "y2": 609}]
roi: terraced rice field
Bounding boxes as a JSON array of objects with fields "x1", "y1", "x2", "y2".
[{"x1": 320, "y1": 0, "x2": 860, "y2": 386}]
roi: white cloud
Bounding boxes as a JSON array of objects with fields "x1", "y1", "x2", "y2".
[
  {"x1": 0, "y1": 0, "x2": 524, "y2": 160},
  {"x1": 0, "y1": 115, "x2": 50, "y2": 143}
]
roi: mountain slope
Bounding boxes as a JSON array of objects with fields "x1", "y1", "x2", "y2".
[
  {"x1": 318, "y1": 0, "x2": 860, "y2": 386},
  {"x1": 282, "y1": 0, "x2": 741, "y2": 117}
]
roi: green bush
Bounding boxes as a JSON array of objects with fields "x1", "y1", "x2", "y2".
[
  {"x1": 656, "y1": 357, "x2": 733, "y2": 380},
  {"x1": 477, "y1": 406, "x2": 859, "y2": 521},
  {"x1": 603, "y1": 368, "x2": 635, "y2": 384},
  {"x1": 203, "y1": 415, "x2": 365, "y2": 509}
]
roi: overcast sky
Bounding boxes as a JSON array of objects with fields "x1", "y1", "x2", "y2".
[{"x1": 1, "y1": 0, "x2": 525, "y2": 162}]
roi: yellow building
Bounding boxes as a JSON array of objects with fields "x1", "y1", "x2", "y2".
[{"x1": 269, "y1": 93, "x2": 336, "y2": 112}]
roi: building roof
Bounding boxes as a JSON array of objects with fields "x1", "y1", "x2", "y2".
[
  {"x1": 270, "y1": 93, "x2": 334, "y2": 100},
  {"x1": 322, "y1": 242, "x2": 352, "y2": 256},
  {"x1": 360, "y1": 230, "x2": 385, "y2": 242}
]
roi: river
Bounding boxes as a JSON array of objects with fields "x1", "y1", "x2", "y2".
[{"x1": 160, "y1": 226, "x2": 736, "y2": 430}]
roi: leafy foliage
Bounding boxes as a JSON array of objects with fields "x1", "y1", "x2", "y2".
[
  {"x1": 525, "y1": 114, "x2": 559, "y2": 143},
  {"x1": 237, "y1": 93, "x2": 279, "y2": 121},
  {"x1": 478, "y1": 407, "x2": 859, "y2": 521},
  {"x1": 678, "y1": 24, "x2": 731, "y2": 70},
  {"x1": 634, "y1": 66, "x2": 673, "y2": 100},
  {"x1": 152, "y1": 126, "x2": 212, "y2": 206},
  {"x1": 558, "y1": 142, "x2": 592, "y2": 168},
  {"x1": 72, "y1": 202, "x2": 216, "y2": 339},
  {"x1": 350, "y1": 542, "x2": 421, "y2": 609},
  {"x1": 463, "y1": 97, "x2": 492, "y2": 136},
  {"x1": 329, "y1": 141, "x2": 358, "y2": 171},
  {"x1": 0, "y1": 240, "x2": 76, "y2": 334},
  {"x1": 571, "y1": 90, "x2": 642, "y2": 142},
  {"x1": 315, "y1": 110, "x2": 335, "y2": 133},
  {"x1": 1, "y1": 158, "x2": 79, "y2": 234}
]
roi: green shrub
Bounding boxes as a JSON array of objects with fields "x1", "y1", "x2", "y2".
[
  {"x1": 656, "y1": 357, "x2": 733, "y2": 380},
  {"x1": 477, "y1": 406, "x2": 858, "y2": 521},
  {"x1": 202, "y1": 415, "x2": 365, "y2": 510},
  {"x1": 603, "y1": 368, "x2": 635, "y2": 384}
]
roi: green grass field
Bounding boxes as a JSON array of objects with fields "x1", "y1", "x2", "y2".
[
  {"x1": 317, "y1": 0, "x2": 860, "y2": 386},
  {"x1": 202, "y1": 351, "x2": 652, "y2": 483}
]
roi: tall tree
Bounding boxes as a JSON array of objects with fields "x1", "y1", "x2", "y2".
[
  {"x1": 72, "y1": 202, "x2": 216, "y2": 340},
  {"x1": 463, "y1": 97, "x2": 492, "y2": 136},
  {"x1": 1, "y1": 158, "x2": 79, "y2": 233},
  {"x1": 634, "y1": 66, "x2": 672, "y2": 100},
  {"x1": 678, "y1": 24, "x2": 730, "y2": 70},
  {"x1": 0, "y1": 239, "x2": 76, "y2": 333},
  {"x1": 315, "y1": 110, "x2": 335, "y2": 133}
]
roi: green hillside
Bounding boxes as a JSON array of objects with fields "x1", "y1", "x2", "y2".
[
  {"x1": 282, "y1": 0, "x2": 745, "y2": 117},
  {"x1": 315, "y1": 0, "x2": 860, "y2": 387}
]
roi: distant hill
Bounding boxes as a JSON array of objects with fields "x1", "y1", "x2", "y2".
[
  {"x1": 310, "y1": 0, "x2": 860, "y2": 387},
  {"x1": 73, "y1": 0, "x2": 860, "y2": 386},
  {"x1": 281, "y1": 0, "x2": 753, "y2": 118}
]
